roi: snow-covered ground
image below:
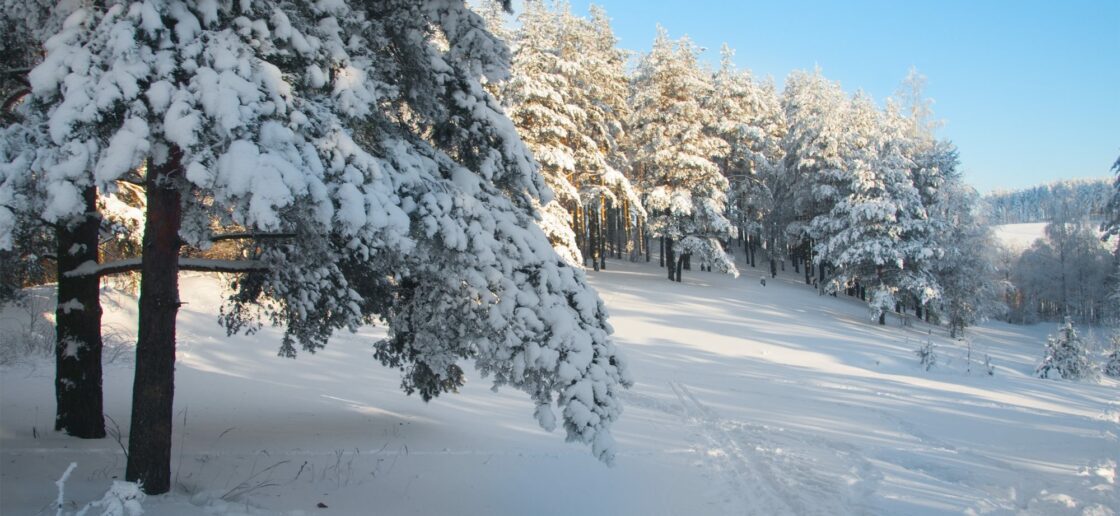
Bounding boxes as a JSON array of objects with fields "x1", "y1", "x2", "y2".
[
  {"x1": 993, "y1": 222, "x2": 1115, "y2": 254},
  {"x1": 2, "y1": 254, "x2": 1117, "y2": 515},
  {"x1": 993, "y1": 223, "x2": 1048, "y2": 252}
]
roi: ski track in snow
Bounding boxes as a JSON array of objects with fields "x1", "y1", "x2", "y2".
[{"x1": 654, "y1": 381, "x2": 881, "y2": 515}]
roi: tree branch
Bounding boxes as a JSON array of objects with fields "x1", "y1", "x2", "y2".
[
  {"x1": 207, "y1": 231, "x2": 296, "y2": 243},
  {"x1": 64, "y1": 258, "x2": 269, "y2": 278},
  {"x1": 2, "y1": 88, "x2": 29, "y2": 113},
  {"x1": 0, "y1": 67, "x2": 32, "y2": 77}
]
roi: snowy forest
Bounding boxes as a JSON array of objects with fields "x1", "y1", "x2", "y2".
[
  {"x1": 985, "y1": 179, "x2": 1112, "y2": 225},
  {"x1": 1, "y1": 1, "x2": 1118, "y2": 514}
]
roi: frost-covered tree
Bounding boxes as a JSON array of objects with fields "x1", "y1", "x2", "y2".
[
  {"x1": 1102, "y1": 155, "x2": 1120, "y2": 250},
  {"x1": 811, "y1": 94, "x2": 940, "y2": 324},
  {"x1": 776, "y1": 68, "x2": 847, "y2": 282},
  {"x1": 499, "y1": 0, "x2": 582, "y2": 264},
  {"x1": 1104, "y1": 334, "x2": 1120, "y2": 378},
  {"x1": 708, "y1": 45, "x2": 784, "y2": 269},
  {"x1": 1010, "y1": 208, "x2": 1115, "y2": 323},
  {"x1": 0, "y1": 0, "x2": 110, "y2": 439},
  {"x1": 931, "y1": 181, "x2": 1006, "y2": 337},
  {"x1": 629, "y1": 27, "x2": 736, "y2": 281},
  {"x1": 16, "y1": 0, "x2": 631, "y2": 494},
  {"x1": 573, "y1": 5, "x2": 644, "y2": 268},
  {"x1": 499, "y1": 1, "x2": 642, "y2": 269},
  {"x1": 1036, "y1": 318, "x2": 1098, "y2": 381}
]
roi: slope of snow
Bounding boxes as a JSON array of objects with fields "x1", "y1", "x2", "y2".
[
  {"x1": 2, "y1": 254, "x2": 1117, "y2": 515},
  {"x1": 993, "y1": 223, "x2": 1048, "y2": 252}
]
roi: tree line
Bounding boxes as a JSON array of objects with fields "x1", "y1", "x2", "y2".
[
  {"x1": 486, "y1": 0, "x2": 1008, "y2": 331},
  {"x1": 985, "y1": 178, "x2": 1112, "y2": 225}
]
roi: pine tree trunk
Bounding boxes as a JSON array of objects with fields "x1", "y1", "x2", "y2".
[
  {"x1": 665, "y1": 237, "x2": 675, "y2": 281},
  {"x1": 879, "y1": 311, "x2": 886, "y2": 325},
  {"x1": 659, "y1": 237, "x2": 664, "y2": 267},
  {"x1": 126, "y1": 149, "x2": 184, "y2": 495},
  {"x1": 675, "y1": 254, "x2": 684, "y2": 282},
  {"x1": 748, "y1": 236, "x2": 756, "y2": 267},
  {"x1": 643, "y1": 226, "x2": 650, "y2": 262},
  {"x1": 769, "y1": 258, "x2": 777, "y2": 278},
  {"x1": 54, "y1": 186, "x2": 105, "y2": 439},
  {"x1": 590, "y1": 210, "x2": 600, "y2": 272},
  {"x1": 598, "y1": 207, "x2": 606, "y2": 271}
]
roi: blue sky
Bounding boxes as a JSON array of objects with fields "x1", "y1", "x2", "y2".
[{"x1": 520, "y1": 0, "x2": 1119, "y2": 193}]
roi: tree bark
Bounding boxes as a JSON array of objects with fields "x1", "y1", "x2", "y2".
[
  {"x1": 665, "y1": 237, "x2": 675, "y2": 281},
  {"x1": 126, "y1": 148, "x2": 184, "y2": 495},
  {"x1": 748, "y1": 235, "x2": 756, "y2": 267},
  {"x1": 675, "y1": 254, "x2": 683, "y2": 282},
  {"x1": 590, "y1": 209, "x2": 600, "y2": 272},
  {"x1": 54, "y1": 186, "x2": 105, "y2": 439},
  {"x1": 597, "y1": 206, "x2": 606, "y2": 270}
]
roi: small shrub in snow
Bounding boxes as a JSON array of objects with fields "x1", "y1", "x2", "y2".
[
  {"x1": 914, "y1": 338, "x2": 936, "y2": 371},
  {"x1": 1036, "y1": 318, "x2": 1098, "y2": 381},
  {"x1": 54, "y1": 463, "x2": 144, "y2": 516}
]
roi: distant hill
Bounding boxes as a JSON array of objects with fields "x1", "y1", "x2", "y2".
[{"x1": 983, "y1": 178, "x2": 1110, "y2": 225}]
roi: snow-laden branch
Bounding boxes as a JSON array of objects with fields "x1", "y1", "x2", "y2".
[{"x1": 64, "y1": 258, "x2": 267, "y2": 278}]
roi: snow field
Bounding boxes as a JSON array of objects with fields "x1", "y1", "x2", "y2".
[{"x1": 1, "y1": 251, "x2": 1117, "y2": 515}]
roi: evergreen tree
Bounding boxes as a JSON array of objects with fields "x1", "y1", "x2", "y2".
[
  {"x1": 931, "y1": 181, "x2": 1006, "y2": 337},
  {"x1": 811, "y1": 94, "x2": 940, "y2": 323},
  {"x1": 12, "y1": 0, "x2": 631, "y2": 494},
  {"x1": 777, "y1": 69, "x2": 847, "y2": 281},
  {"x1": 708, "y1": 45, "x2": 784, "y2": 269},
  {"x1": 499, "y1": 1, "x2": 642, "y2": 269},
  {"x1": 629, "y1": 27, "x2": 736, "y2": 281},
  {"x1": 1036, "y1": 318, "x2": 1097, "y2": 381},
  {"x1": 1100, "y1": 156, "x2": 1120, "y2": 242},
  {"x1": 1, "y1": 0, "x2": 109, "y2": 439},
  {"x1": 501, "y1": 0, "x2": 582, "y2": 264},
  {"x1": 1104, "y1": 334, "x2": 1120, "y2": 378}
]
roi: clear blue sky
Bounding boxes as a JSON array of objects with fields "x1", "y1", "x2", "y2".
[{"x1": 518, "y1": 0, "x2": 1120, "y2": 193}]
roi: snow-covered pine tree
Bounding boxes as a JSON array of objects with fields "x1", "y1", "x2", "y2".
[
  {"x1": 629, "y1": 27, "x2": 736, "y2": 281},
  {"x1": 811, "y1": 93, "x2": 941, "y2": 324},
  {"x1": 570, "y1": 5, "x2": 644, "y2": 268},
  {"x1": 1099, "y1": 155, "x2": 1120, "y2": 242},
  {"x1": 0, "y1": 0, "x2": 110, "y2": 439},
  {"x1": 500, "y1": 0, "x2": 582, "y2": 264},
  {"x1": 777, "y1": 68, "x2": 848, "y2": 284},
  {"x1": 1104, "y1": 334, "x2": 1120, "y2": 378},
  {"x1": 1102, "y1": 333, "x2": 1120, "y2": 378},
  {"x1": 931, "y1": 181, "x2": 1006, "y2": 337},
  {"x1": 1102, "y1": 156, "x2": 1120, "y2": 309},
  {"x1": 708, "y1": 45, "x2": 785, "y2": 270},
  {"x1": 499, "y1": 1, "x2": 643, "y2": 269},
  {"x1": 17, "y1": 0, "x2": 631, "y2": 494},
  {"x1": 1036, "y1": 318, "x2": 1098, "y2": 381}
]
